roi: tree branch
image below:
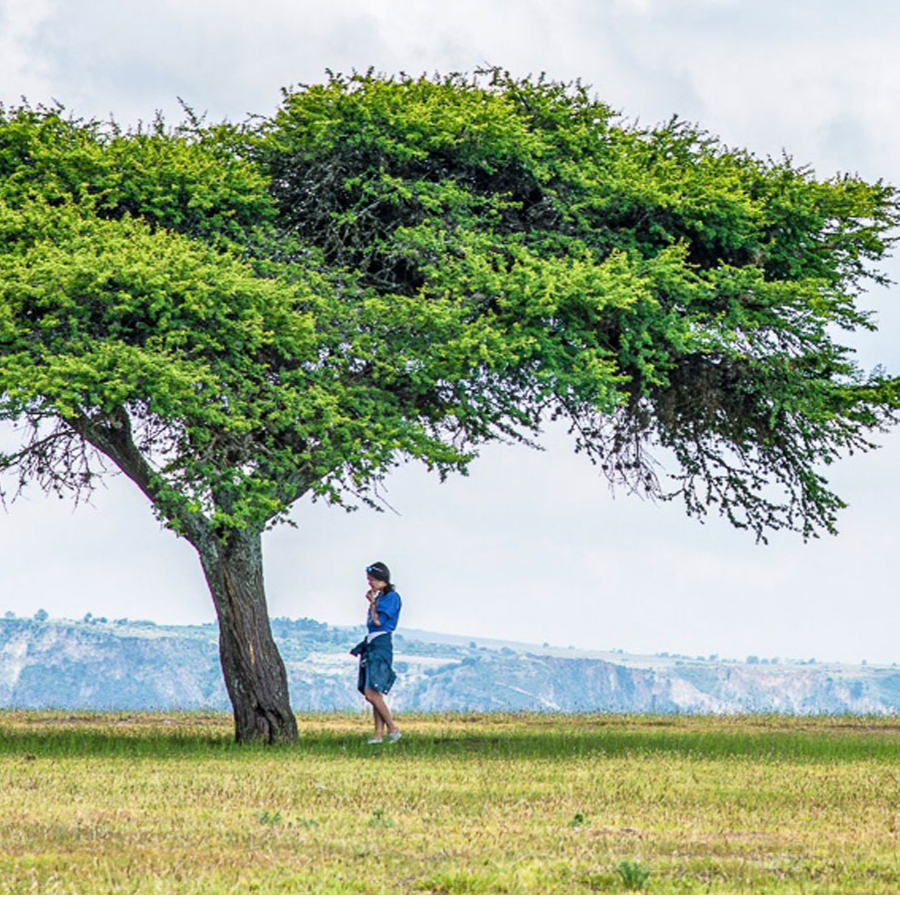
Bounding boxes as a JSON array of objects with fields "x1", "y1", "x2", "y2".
[{"x1": 66, "y1": 406, "x2": 212, "y2": 547}]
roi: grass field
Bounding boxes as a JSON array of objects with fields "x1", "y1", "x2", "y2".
[{"x1": 3, "y1": 711, "x2": 900, "y2": 893}]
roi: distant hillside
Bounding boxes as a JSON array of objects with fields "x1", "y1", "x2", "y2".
[{"x1": 2, "y1": 614, "x2": 900, "y2": 714}]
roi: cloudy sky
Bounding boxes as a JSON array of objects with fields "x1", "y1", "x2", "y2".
[{"x1": 1, "y1": 0, "x2": 898, "y2": 664}]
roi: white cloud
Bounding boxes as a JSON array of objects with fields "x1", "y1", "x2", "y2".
[
  {"x1": 610, "y1": 0, "x2": 735, "y2": 15},
  {"x1": 0, "y1": 0, "x2": 56, "y2": 105}
]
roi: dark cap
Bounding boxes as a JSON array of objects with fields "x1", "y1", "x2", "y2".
[{"x1": 366, "y1": 561, "x2": 390, "y2": 582}]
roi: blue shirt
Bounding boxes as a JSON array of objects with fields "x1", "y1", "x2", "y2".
[{"x1": 367, "y1": 589, "x2": 401, "y2": 635}]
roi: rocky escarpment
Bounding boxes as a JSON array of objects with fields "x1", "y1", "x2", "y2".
[{"x1": 0, "y1": 616, "x2": 896, "y2": 714}]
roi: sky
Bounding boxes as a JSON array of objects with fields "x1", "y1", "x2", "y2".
[{"x1": 0, "y1": 0, "x2": 898, "y2": 664}]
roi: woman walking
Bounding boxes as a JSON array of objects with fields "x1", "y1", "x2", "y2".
[{"x1": 351, "y1": 561, "x2": 402, "y2": 744}]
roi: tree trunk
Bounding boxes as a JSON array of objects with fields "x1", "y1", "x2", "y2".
[{"x1": 197, "y1": 529, "x2": 298, "y2": 743}]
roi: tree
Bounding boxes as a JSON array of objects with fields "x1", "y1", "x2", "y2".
[{"x1": 0, "y1": 72, "x2": 897, "y2": 742}]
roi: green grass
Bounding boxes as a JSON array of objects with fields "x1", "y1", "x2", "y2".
[{"x1": 3, "y1": 711, "x2": 900, "y2": 893}]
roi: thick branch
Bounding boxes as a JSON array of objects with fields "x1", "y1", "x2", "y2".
[{"x1": 67, "y1": 406, "x2": 212, "y2": 547}]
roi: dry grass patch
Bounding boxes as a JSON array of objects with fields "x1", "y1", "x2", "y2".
[{"x1": 2, "y1": 711, "x2": 900, "y2": 892}]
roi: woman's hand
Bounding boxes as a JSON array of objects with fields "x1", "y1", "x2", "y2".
[{"x1": 366, "y1": 587, "x2": 381, "y2": 625}]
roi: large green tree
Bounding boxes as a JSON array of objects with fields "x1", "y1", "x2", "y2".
[{"x1": 0, "y1": 72, "x2": 897, "y2": 742}]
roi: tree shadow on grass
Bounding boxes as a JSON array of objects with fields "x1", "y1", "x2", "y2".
[{"x1": 2, "y1": 715, "x2": 900, "y2": 764}]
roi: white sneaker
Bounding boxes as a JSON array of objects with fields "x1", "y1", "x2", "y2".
[
  {"x1": 367, "y1": 736, "x2": 383, "y2": 744},
  {"x1": 387, "y1": 730, "x2": 401, "y2": 743}
]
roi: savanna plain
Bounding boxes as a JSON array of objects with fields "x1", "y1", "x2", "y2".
[{"x1": 2, "y1": 711, "x2": 900, "y2": 893}]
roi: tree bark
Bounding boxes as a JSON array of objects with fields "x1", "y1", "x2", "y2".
[
  {"x1": 69, "y1": 408, "x2": 298, "y2": 744},
  {"x1": 198, "y1": 529, "x2": 298, "y2": 743}
]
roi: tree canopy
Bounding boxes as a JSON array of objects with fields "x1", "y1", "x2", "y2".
[
  {"x1": 0, "y1": 70, "x2": 897, "y2": 740},
  {"x1": 251, "y1": 70, "x2": 900, "y2": 538}
]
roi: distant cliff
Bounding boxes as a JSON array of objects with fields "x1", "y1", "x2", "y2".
[{"x1": 1, "y1": 615, "x2": 898, "y2": 714}]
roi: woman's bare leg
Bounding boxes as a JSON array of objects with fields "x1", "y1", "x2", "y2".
[
  {"x1": 364, "y1": 688, "x2": 397, "y2": 735},
  {"x1": 364, "y1": 693, "x2": 386, "y2": 737},
  {"x1": 371, "y1": 702, "x2": 386, "y2": 737}
]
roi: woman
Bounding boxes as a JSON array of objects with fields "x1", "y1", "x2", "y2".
[{"x1": 351, "y1": 561, "x2": 402, "y2": 744}]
